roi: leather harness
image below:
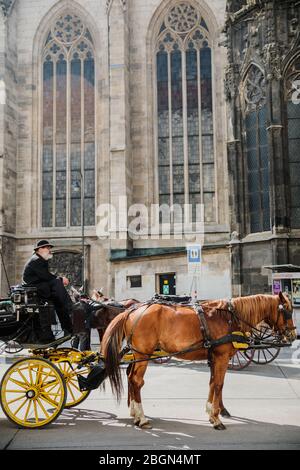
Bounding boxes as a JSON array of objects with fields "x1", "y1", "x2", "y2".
[{"x1": 123, "y1": 295, "x2": 251, "y2": 368}]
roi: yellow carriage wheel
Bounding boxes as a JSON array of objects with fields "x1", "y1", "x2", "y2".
[
  {"x1": 56, "y1": 361, "x2": 91, "y2": 409},
  {"x1": 0, "y1": 357, "x2": 67, "y2": 429}
]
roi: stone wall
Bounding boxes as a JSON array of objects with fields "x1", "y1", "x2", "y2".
[{"x1": 0, "y1": 0, "x2": 230, "y2": 299}]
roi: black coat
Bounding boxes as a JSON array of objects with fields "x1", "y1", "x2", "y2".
[{"x1": 23, "y1": 254, "x2": 57, "y2": 298}]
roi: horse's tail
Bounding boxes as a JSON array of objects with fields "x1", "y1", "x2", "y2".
[{"x1": 101, "y1": 310, "x2": 130, "y2": 402}]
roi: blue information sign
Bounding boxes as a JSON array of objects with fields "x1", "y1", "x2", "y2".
[{"x1": 187, "y1": 245, "x2": 201, "y2": 264}]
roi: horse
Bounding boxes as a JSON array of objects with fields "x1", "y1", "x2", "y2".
[
  {"x1": 71, "y1": 294, "x2": 141, "y2": 351},
  {"x1": 101, "y1": 292, "x2": 297, "y2": 430}
]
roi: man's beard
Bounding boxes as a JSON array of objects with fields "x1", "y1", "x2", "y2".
[{"x1": 41, "y1": 253, "x2": 53, "y2": 261}]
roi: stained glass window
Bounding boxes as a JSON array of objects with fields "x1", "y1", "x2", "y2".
[
  {"x1": 285, "y1": 57, "x2": 300, "y2": 229},
  {"x1": 156, "y1": 3, "x2": 215, "y2": 223},
  {"x1": 42, "y1": 13, "x2": 95, "y2": 228},
  {"x1": 243, "y1": 65, "x2": 270, "y2": 233}
]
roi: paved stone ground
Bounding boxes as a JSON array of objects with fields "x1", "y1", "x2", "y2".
[{"x1": 0, "y1": 340, "x2": 300, "y2": 450}]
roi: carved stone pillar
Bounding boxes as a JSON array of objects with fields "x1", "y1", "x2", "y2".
[
  {"x1": 262, "y1": 2, "x2": 289, "y2": 237},
  {"x1": 0, "y1": 2, "x2": 17, "y2": 295},
  {"x1": 107, "y1": 0, "x2": 132, "y2": 251}
]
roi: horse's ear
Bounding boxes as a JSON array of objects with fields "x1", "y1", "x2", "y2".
[{"x1": 278, "y1": 291, "x2": 285, "y2": 303}]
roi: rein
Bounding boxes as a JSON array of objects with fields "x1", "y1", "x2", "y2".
[
  {"x1": 121, "y1": 297, "x2": 250, "y2": 367},
  {"x1": 217, "y1": 299, "x2": 296, "y2": 336},
  {"x1": 118, "y1": 295, "x2": 295, "y2": 368}
]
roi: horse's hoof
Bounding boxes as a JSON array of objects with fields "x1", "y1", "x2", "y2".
[
  {"x1": 140, "y1": 422, "x2": 152, "y2": 429},
  {"x1": 221, "y1": 408, "x2": 231, "y2": 418},
  {"x1": 214, "y1": 422, "x2": 226, "y2": 430}
]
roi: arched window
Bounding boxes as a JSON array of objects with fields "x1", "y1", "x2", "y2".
[
  {"x1": 285, "y1": 56, "x2": 300, "y2": 229},
  {"x1": 243, "y1": 64, "x2": 270, "y2": 233},
  {"x1": 156, "y1": 2, "x2": 215, "y2": 222},
  {"x1": 42, "y1": 13, "x2": 95, "y2": 228}
]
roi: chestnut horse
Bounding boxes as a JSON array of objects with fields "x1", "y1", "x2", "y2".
[{"x1": 102, "y1": 293, "x2": 297, "y2": 430}]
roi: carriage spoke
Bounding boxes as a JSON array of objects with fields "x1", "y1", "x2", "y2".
[
  {"x1": 262, "y1": 350, "x2": 268, "y2": 363},
  {"x1": 8, "y1": 377, "x2": 29, "y2": 390},
  {"x1": 38, "y1": 368, "x2": 53, "y2": 385},
  {"x1": 14, "y1": 398, "x2": 28, "y2": 416},
  {"x1": 16, "y1": 369, "x2": 31, "y2": 387},
  {"x1": 40, "y1": 379, "x2": 60, "y2": 391},
  {"x1": 66, "y1": 383, "x2": 76, "y2": 402},
  {"x1": 24, "y1": 400, "x2": 32, "y2": 422},
  {"x1": 36, "y1": 398, "x2": 50, "y2": 418},
  {"x1": 7, "y1": 395, "x2": 27, "y2": 406},
  {"x1": 33, "y1": 400, "x2": 39, "y2": 424},
  {"x1": 68, "y1": 378, "x2": 81, "y2": 392},
  {"x1": 39, "y1": 393, "x2": 60, "y2": 408}
]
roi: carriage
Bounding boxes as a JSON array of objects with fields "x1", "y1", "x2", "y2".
[
  {"x1": 0, "y1": 288, "x2": 295, "y2": 429},
  {"x1": 0, "y1": 286, "x2": 167, "y2": 428}
]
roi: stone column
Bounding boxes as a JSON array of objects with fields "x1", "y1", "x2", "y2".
[
  {"x1": 225, "y1": 56, "x2": 245, "y2": 295},
  {"x1": 263, "y1": 1, "x2": 289, "y2": 266},
  {"x1": 0, "y1": 3, "x2": 18, "y2": 295},
  {"x1": 107, "y1": 0, "x2": 132, "y2": 296}
]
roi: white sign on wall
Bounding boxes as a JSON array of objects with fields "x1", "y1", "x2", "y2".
[{"x1": 187, "y1": 245, "x2": 201, "y2": 276}]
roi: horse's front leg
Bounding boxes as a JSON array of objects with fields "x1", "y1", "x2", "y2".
[
  {"x1": 127, "y1": 358, "x2": 151, "y2": 429},
  {"x1": 209, "y1": 355, "x2": 230, "y2": 430}
]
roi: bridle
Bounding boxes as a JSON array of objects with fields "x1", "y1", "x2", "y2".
[
  {"x1": 223, "y1": 299, "x2": 296, "y2": 340},
  {"x1": 273, "y1": 302, "x2": 296, "y2": 337}
]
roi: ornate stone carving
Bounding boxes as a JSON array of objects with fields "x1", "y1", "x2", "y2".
[
  {"x1": 106, "y1": 0, "x2": 127, "y2": 13},
  {"x1": 157, "y1": 2, "x2": 210, "y2": 52},
  {"x1": 166, "y1": 3, "x2": 199, "y2": 33},
  {"x1": 243, "y1": 64, "x2": 266, "y2": 111},
  {"x1": 53, "y1": 14, "x2": 84, "y2": 45},
  {"x1": 224, "y1": 63, "x2": 239, "y2": 101},
  {"x1": 0, "y1": 0, "x2": 14, "y2": 17},
  {"x1": 262, "y1": 42, "x2": 282, "y2": 81},
  {"x1": 43, "y1": 14, "x2": 94, "y2": 61}
]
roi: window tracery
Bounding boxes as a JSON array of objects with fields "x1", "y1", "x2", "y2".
[
  {"x1": 42, "y1": 13, "x2": 95, "y2": 228},
  {"x1": 156, "y1": 2, "x2": 215, "y2": 222}
]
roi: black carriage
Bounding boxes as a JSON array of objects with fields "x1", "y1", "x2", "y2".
[{"x1": 0, "y1": 285, "x2": 56, "y2": 349}]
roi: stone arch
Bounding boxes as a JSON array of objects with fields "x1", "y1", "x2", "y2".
[
  {"x1": 147, "y1": 0, "x2": 220, "y2": 49},
  {"x1": 240, "y1": 62, "x2": 266, "y2": 115},
  {"x1": 33, "y1": 0, "x2": 99, "y2": 59}
]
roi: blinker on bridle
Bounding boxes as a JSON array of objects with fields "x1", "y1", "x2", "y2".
[{"x1": 276, "y1": 303, "x2": 296, "y2": 333}]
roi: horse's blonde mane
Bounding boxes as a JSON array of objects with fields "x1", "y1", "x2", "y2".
[
  {"x1": 203, "y1": 294, "x2": 285, "y2": 332},
  {"x1": 231, "y1": 295, "x2": 278, "y2": 330}
]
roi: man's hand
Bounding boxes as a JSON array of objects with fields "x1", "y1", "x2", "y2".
[{"x1": 62, "y1": 277, "x2": 69, "y2": 287}]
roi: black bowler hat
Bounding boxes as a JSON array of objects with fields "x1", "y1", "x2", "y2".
[{"x1": 33, "y1": 240, "x2": 54, "y2": 251}]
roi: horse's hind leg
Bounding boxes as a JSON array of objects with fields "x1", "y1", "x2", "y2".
[
  {"x1": 206, "y1": 369, "x2": 214, "y2": 415},
  {"x1": 209, "y1": 357, "x2": 229, "y2": 430},
  {"x1": 126, "y1": 364, "x2": 135, "y2": 418},
  {"x1": 127, "y1": 359, "x2": 151, "y2": 429}
]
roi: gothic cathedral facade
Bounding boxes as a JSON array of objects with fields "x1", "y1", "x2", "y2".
[{"x1": 0, "y1": 0, "x2": 299, "y2": 300}]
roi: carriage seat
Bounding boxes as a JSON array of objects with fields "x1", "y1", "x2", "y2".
[
  {"x1": 8, "y1": 285, "x2": 57, "y2": 344},
  {"x1": 152, "y1": 294, "x2": 193, "y2": 305}
]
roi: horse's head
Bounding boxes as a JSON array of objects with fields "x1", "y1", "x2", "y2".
[{"x1": 268, "y1": 292, "x2": 297, "y2": 343}]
